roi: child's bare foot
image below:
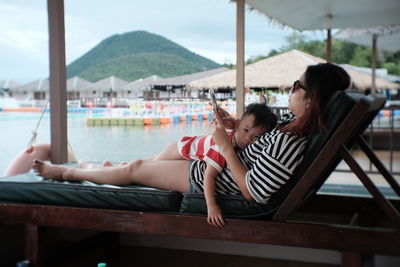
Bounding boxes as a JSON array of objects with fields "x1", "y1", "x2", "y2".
[
  {"x1": 78, "y1": 160, "x2": 102, "y2": 169},
  {"x1": 32, "y1": 159, "x2": 68, "y2": 180}
]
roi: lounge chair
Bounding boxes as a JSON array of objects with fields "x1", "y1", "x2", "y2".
[{"x1": 0, "y1": 90, "x2": 399, "y2": 267}]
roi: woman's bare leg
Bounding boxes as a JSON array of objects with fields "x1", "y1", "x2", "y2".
[
  {"x1": 78, "y1": 160, "x2": 128, "y2": 169},
  {"x1": 78, "y1": 160, "x2": 103, "y2": 169},
  {"x1": 3, "y1": 143, "x2": 51, "y2": 176},
  {"x1": 33, "y1": 159, "x2": 190, "y2": 193}
]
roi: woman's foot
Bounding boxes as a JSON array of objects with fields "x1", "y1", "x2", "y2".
[{"x1": 32, "y1": 159, "x2": 68, "y2": 180}]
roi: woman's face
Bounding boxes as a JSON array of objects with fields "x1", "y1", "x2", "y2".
[{"x1": 288, "y1": 73, "x2": 310, "y2": 118}]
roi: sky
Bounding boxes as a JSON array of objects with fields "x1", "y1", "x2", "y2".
[{"x1": 0, "y1": 0, "x2": 325, "y2": 83}]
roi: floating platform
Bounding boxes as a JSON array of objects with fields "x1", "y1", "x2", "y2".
[{"x1": 85, "y1": 113, "x2": 213, "y2": 126}]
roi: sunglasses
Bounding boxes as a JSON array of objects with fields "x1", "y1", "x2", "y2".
[{"x1": 291, "y1": 80, "x2": 309, "y2": 93}]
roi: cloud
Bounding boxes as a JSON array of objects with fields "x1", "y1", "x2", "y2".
[
  {"x1": 1, "y1": 0, "x2": 322, "y2": 82},
  {"x1": 0, "y1": 2, "x2": 49, "y2": 80}
]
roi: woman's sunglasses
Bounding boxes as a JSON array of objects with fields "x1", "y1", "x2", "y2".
[{"x1": 291, "y1": 80, "x2": 309, "y2": 93}]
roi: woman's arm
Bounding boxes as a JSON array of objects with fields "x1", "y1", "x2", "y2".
[
  {"x1": 212, "y1": 111, "x2": 253, "y2": 201},
  {"x1": 204, "y1": 165, "x2": 225, "y2": 228}
]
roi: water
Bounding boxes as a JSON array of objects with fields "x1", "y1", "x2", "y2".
[{"x1": 0, "y1": 112, "x2": 211, "y2": 175}]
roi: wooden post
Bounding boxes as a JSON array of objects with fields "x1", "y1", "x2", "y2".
[
  {"x1": 47, "y1": 0, "x2": 68, "y2": 164},
  {"x1": 371, "y1": 34, "x2": 377, "y2": 94},
  {"x1": 25, "y1": 224, "x2": 45, "y2": 267},
  {"x1": 326, "y1": 29, "x2": 332, "y2": 63},
  {"x1": 236, "y1": 0, "x2": 245, "y2": 118}
]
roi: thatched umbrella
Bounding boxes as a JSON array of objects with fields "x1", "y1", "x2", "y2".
[
  {"x1": 188, "y1": 49, "x2": 398, "y2": 91},
  {"x1": 335, "y1": 25, "x2": 400, "y2": 92}
]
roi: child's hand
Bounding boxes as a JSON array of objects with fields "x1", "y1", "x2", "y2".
[{"x1": 207, "y1": 204, "x2": 225, "y2": 228}]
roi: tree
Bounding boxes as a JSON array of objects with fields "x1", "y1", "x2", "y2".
[{"x1": 247, "y1": 32, "x2": 400, "y2": 75}]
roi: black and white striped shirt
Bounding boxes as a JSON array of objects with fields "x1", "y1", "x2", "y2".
[{"x1": 189, "y1": 113, "x2": 307, "y2": 204}]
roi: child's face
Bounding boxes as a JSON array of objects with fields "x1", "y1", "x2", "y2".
[{"x1": 234, "y1": 114, "x2": 268, "y2": 149}]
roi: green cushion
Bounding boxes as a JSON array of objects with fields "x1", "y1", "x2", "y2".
[
  {"x1": 0, "y1": 172, "x2": 182, "y2": 212},
  {"x1": 179, "y1": 193, "x2": 274, "y2": 218}
]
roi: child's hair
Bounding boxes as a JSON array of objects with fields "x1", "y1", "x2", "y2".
[{"x1": 242, "y1": 103, "x2": 278, "y2": 131}]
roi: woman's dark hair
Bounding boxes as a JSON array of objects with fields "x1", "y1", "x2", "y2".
[
  {"x1": 242, "y1": 103, "x2": 277, "y2": 131},
  {"x1": 282, "y1": 63, "x2": 351, "y2": 137}
]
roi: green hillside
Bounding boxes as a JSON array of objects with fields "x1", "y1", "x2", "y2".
[
  {"x1": 67, "y1": 30, "x2": 220, "y2": 82},
  {"x1": 79, "y1": 53, "x2": 206, "y2": 82}
]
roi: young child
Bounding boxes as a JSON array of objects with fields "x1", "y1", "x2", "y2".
[{"x1": 138, "y1": 103, "x2": 277, "y2": 228}]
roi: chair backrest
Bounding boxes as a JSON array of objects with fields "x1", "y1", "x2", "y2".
[{"x1": 268, "y1": 90, "x2": 387, "y2": 221}]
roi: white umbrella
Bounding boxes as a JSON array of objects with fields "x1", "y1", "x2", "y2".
[
  {"x1": 335, "y1": 25, "x2": 400, "y2": 92},
  {"x1": 335, "y1": 26, "x2": 400, "y2": 53},
  {"x1": 245, "y1": 0, "x2": 400, "y2": 30}
]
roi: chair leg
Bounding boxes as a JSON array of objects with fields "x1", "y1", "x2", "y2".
[
  {"x1": 342, "y1": 252, "x2": 374, "y2": 267},
  {"x1": 25, "y1": 224, "x2": 45, "y2": 267}
]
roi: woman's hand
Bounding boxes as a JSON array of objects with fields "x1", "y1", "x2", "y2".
[
  {"x1": 211, "y1": 110, "x2": 232, "y2": 152},
  {"x1": 214, "y1": 106, "x2": 238, "y2": 130}
]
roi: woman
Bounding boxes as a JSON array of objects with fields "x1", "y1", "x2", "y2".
[{"x1": 26, "y1": 63, "x2": 351, "y2": 208}]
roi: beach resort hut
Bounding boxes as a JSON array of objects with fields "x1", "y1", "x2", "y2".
[
  {"x1": 81, "y1": 76, "x2": 129, "y2": 107},
  {"x1": 84, "y1": 76, "x2": 129, "y2": 98},
  {"x1": 0, "y1": 80, "x2": 20, "y2": 97},
  {"x1": 127, "y1": 75, "x2": 164, "y2": 99},
  {"x1": 13, "y1": 79, "x2": 49, "y2": 102},
  {"x1": 150, "y1": 67, "x2": 229, "y2": 99},
  {"x1": 66, "y1": 76, "x2": 93, "y2": 100},
  {"x1": 188, "y1": 49, "x2": 398, "y2": 95}
]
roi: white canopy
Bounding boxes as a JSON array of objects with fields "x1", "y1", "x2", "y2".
[{"x1": 245, "y1": 0, "x2": 400, "y2": 31}]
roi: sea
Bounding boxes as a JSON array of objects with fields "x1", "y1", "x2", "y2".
[{"x1": 0, "y1": 112, "x2": 211, "y2": 176}]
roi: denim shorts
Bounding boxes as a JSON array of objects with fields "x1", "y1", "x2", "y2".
[{"x1": 188, "y1": 161, "x2": 198, "y2": 194}]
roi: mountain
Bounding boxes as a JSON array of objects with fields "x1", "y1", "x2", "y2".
[{"x1": 67, "y1": 30, "x2": 220, "y2": 82}]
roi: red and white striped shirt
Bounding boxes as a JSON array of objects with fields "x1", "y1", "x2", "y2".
[{"x1": 178, "y1": 131, "x2": 236, "y2": 172}]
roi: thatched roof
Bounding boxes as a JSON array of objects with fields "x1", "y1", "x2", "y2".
[
  {"x1": 154, "y1": 67, "x2": 229, "y2": 86},
  {"x1": 86, "y1": 76, "x2": 130, "y2": 91},
  {"x1": 188, "y1": 49, "x2": 399, "y2": 90},
  {"x1": 335, "y1": 26, "x2": 400, "y2": 52},
  {"x1": 341, "y1": 65, "x2": 399, "y2": 90}
]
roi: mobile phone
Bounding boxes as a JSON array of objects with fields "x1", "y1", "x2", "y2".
[{"x1": 209, "y1": 89, "x2": 218, "y2": 111}]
